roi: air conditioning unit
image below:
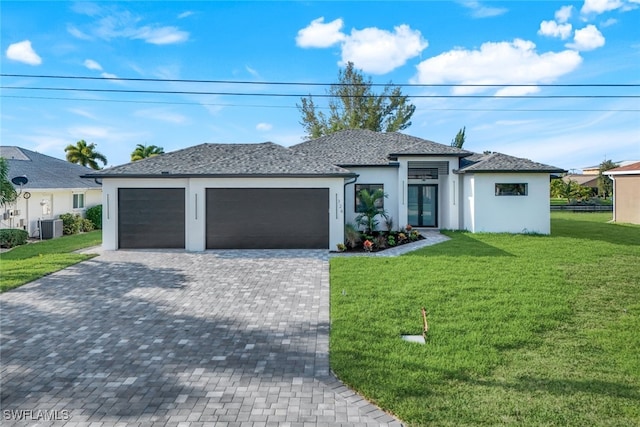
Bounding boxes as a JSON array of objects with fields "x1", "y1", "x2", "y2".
[{"x1": 40, "y1": 219, "x2": 63, "y2": 239}]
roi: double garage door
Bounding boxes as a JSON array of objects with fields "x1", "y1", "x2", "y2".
[{"x1": 118, "y1": 188, "x2": 329, "y2": 249}]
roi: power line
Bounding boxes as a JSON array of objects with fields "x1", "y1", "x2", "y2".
[
  {"x1": 1, "y1": 73, "x2": 638, "y2": 88},
  {"x1": 3, "y1": 95, "x2": 639, "y2": 112},
  {"x1": 2, "y1": 86, "x2": 638, "y2": 98}
]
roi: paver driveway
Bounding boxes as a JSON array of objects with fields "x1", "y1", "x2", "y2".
[{"x1": 1, "y1": 249, "x2": 402, "y2": 426}]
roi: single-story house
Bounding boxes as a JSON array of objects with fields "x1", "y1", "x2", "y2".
[
  {"x1": 562, "y1": 174, "x2": 599, "y2": 195},
  {"x1": 1, "y1": 146, "x2": 102, "y2": 237},
  {"x1": 604, "y1": 162, "x2": 640, "y2": 225},
  {"x1": 86, "y1": 130, "x2": 564, "y2": 251}
]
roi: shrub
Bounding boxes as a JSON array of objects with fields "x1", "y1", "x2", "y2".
[
  {"x1": 387, "y1": 235, "x2": 396, "y2": 246},
  {"x1": 81, "y1": 218, "x2": 94, "y2": 232},
  {"x1": 85, "y1": 204, "x2": 102, "y2": 229},
  {"x1": 59, "y1": 213, "x2": 82, "y2": 235},
  {"x1": 0, "y1": 229, "x2": 28, "y2": 248},
  {"x1": 345, "y1": 223, "x2": 362, "y2": 249},
  {"x1": 336, "y1": 243, "x2": 347, "y2": 252}
]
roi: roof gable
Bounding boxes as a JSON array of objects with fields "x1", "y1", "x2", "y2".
[
  {"x1": 604, "y1": 161, "x2": 640, "y2": 175},
  {"x1": 87, "y1": 142, "x2": 354, "y2": 178},
  {"x1": 0, "y1": 146, "x2": 101, "y2": 189}
]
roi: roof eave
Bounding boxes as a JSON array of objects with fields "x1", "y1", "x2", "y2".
[
  {"x1": 83, "y1": 172, "x2": 358, "y2": 179},
  {"x1": 455, "y1": 168, "x2": 567, "y2": 174}
]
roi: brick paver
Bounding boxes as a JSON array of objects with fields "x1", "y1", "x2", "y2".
[{"x1": 1, "y1": 249, "x2": 403, "y2": 426}]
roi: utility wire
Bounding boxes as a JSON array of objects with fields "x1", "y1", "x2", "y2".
[
  {"x1": 1, "y1": 73, "x2": 638, "y2": 88},
  {"x1": 4, "y1": 95, "x2": 639, "y2": 112},
  {"x1": 2, "y1": 86, "x2": 637, "y2": 98}
]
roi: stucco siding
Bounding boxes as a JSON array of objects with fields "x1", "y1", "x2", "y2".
[
  {"x1": 613, "y1": 175, "x2": 640, "y2": 224},
  {"x1": 464, "y1": 173, "x2": 551, "y2": 234},
  {"x1": 101, "y1": 177, "x2": 345, "y2": 251},
  {"x1": 344, "y1": 166, "x2": 398, "y2": 231},
  {"x1": 1, "y1": 188, "x2": 102, "y2": 237}
]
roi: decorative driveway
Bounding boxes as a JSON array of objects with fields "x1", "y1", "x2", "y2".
[{"x1": 1, "y1": 250, "x2": 402, "y2": 426}]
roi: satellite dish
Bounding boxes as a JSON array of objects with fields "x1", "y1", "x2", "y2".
[{"x1": 11, "y1": 175, "x2": 28, "y2": 186}]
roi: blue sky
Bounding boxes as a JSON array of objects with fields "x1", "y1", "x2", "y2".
[{"x1": 2, "y1": 0, "x2": 639, "y2": 172}]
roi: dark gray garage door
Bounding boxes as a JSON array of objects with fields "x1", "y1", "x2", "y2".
[
  {"x1": 206, "y1": 188, "x2": 329, "y2": 249},
  {"x1": 118, "y1": 188, "x2": 185, "y2": 249}
]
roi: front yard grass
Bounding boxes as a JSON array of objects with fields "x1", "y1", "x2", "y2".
[
  {"x1": 330, "y1": 212, "x2": 639, "y2": 426},
  {"x1": 0, "y1": 231, "x2": 101, "y2": 292}
]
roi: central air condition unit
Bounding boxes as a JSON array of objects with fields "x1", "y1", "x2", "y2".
[{"x1": 40, "y1": 219, "x2": 63, "y2": 239}]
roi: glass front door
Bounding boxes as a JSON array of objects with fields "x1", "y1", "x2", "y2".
[{"x1": 408, "y1": 184, "x2": 438, "y2": 227}]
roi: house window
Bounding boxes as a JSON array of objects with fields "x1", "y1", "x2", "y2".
[
  {"x1": 355, "y1": 184, "x2": 384, "y2": 212},
  {"x1": 408, "y1": 167, "x2": 439, "y2": 179},
  {"x1": 495, "y1": 183, "x2": 528, "y2": 196},
  {"x1": 73, "y1": 193, "x2": 85, "y2": 209}
]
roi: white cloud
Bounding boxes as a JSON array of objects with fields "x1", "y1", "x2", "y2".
[
  {"x1": 100, "y1": 72, "x2": 118, "y2": 79},
  {"x1": 600, "y1": 18, "x2": 618, "y2": 27},
  {"x1": 246, "y1": 66, "x2": 261, "y2": 79},
  {"x1": 538, "y1": 20, "x2": 573, "y2": 39},
  {"x1": 296, "y1": 18, "x2": 427, "y2": 74},
  {"x1": 67, "y1": 24, "x2": 92, "y2": 40},
  {"x1": 556, "y1": 5, "x2": 574, "y2": 22},
  {"x1": 256, "y1": 123, "x2": 273, "y2": 131},
  {"x1": 340, "y1": 25, "x2": 428, "y2": 74},
  {"x1": 132, "y1": 26, "x2": 189, "y2": 45},
  {"x1": 459, "y1": 0, "x2": 508, "y2": 18},
  {"x1": 411, "y1": 39, "x2": 583, "y2": 95},
  {"x1": 6, "y1": 40, "x2": 42, "y2": 65},
  {"x1": 581, "y1": 0, "x2": 624, "y2": 14},
  {"x1": 567, "y1": 25, "x2": 605, "y2": 51},
  {"x1": 83, "y1": 59, "x2": 103, "y2": 71},
  {"x1": 178, "y1": 11, "x2": 194, "y2": 19},
  {"x1": 67, "y1": 108, "x2": 97, "y2": 119},
  {"x1": 69, "y1": 4, "x2": 189, "y2": 45},
  {"x1": 296, "y1": 17, "x2": 345, "y2": 48}
]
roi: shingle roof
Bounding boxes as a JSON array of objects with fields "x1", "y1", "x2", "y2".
[
  {"x1": 291, "y1": 129, "x2": 471, "y2": 166},
  {"x1": 604, "y1": 161, "x2": 640, "y2": 174},
  {"x1": 0, "y1": 146, "x2": 101, "y2": 189},
  {"x1": 457, "y1": 152, "x2": 565, "y2": 173},
  {"x1": 86, "y1": 142, "x2": 354, "y2": 177}
]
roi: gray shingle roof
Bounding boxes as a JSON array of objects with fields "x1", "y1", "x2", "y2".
[
  {"x1": 291, "y1": 129, "x2": 471, "y2": 166},
  {"x1": 457, "y1": 152, "x2": 565, "y2": 173},
  {"x1": 86, "y1": 142, "x2": 354, "y2": 177},
  {"x1": 0, "y1": 146, "x2": 101, "y2": 189}
]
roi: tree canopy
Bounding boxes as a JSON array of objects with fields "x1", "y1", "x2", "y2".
[
  {"x1": 131, "y1": 144, "x2": 164, "y2": 161},
  {"x1": 597, "y1": 159, "x2": 618, "y2": 198},
  {"x1": 0, "y1": 157, "x2": 18, "y2": 206},
  {"x1": 64, "y1": 140, "x2": 107, "y2": 170},
  {"x1": 297, "y1": 62, "x2": 416, "y2": 139},
  {"x1": 451, "y1": 127, "x2": 466, "y2": 149}
]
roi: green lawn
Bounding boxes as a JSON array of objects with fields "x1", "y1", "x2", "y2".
[
  {"x1": 0, "y1": 231, "x2": 102, "y2": 292},
  {"x1": 330, "y1": 212, "x2": 640, "y2": 426}
]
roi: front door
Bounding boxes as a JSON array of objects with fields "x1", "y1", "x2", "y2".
[{"x1": 408, "y1": 184, "x2": 438, "y2": 227}]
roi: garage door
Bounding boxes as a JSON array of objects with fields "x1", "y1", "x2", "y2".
[
  {"x1": 206, "y1": 188, "x2": 329, "y2": 249},
  {"x1": 118, "y1": 188, "x2": 185, "y2": 249}
]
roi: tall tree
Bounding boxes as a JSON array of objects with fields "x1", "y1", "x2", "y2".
[
  {"x1": 451, "y1": 126, "x2": 466, "y2": 148},
  {"x1": 597, "y1": 159, "x2": 618, "y2": 198},
  {"x1": 297, "y1": 62, "x2": 415, "y2": 139},
  {"x1": 0, "y1": 157, "x2": 18, "y2": 206},
  {"x1": 131, "y1": 144, "x2": 164, "y2": 161},
  {"x1": 64, "y1": 140, "x2": 107, "y2": 170}
]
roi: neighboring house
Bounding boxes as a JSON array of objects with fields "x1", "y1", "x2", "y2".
[
  {"x1": 562, "y1": 174, "x2": 599, "y2": 195},
  {"x1": 87, "y1": 130, "x2": 564, "y2": 251},
  {"x1": 0, "y1": 147, "x2": 102, "y2": 237},
  {"x1": 582, "y1": 160, "x2": 639, "y2": 175},
  {"x1": 604, "y1": 162, "x2": 640, "y2": 225}
]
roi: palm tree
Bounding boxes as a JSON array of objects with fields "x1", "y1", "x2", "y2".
[
  {"x1": 131, "y1": 144, "x2": 164, "y2": 161},
  {"x1": 64, "y1": 140, "x2": 108, "y2": 170}
]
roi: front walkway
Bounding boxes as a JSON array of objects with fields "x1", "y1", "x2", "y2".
[{"x1": 0, "y1": 250, "x2": 402, "y2": 426}]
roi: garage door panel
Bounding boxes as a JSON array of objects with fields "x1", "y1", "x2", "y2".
[
  {"x1": 118, "y1": 188, "x2": 185, "y2": 249},
  {"x1": 207, "y1": 188, "x2": 328, "y2": 249}
]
